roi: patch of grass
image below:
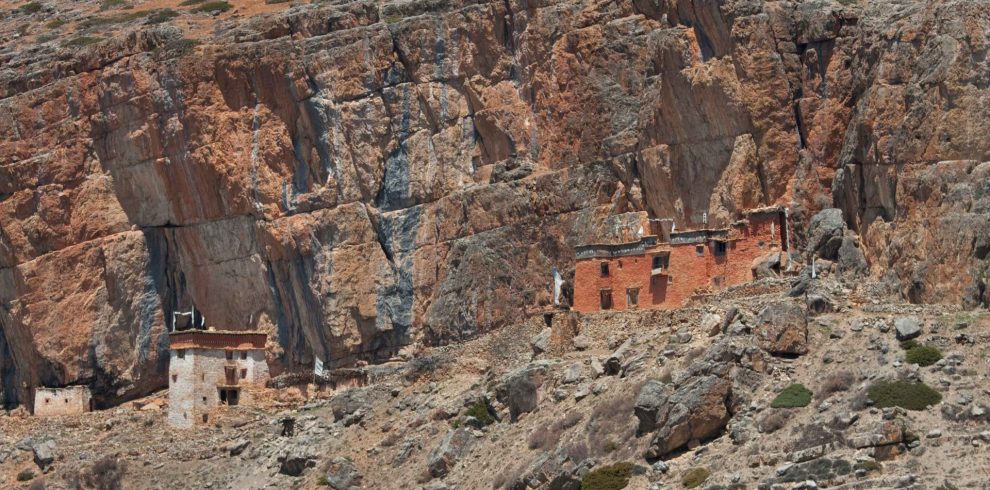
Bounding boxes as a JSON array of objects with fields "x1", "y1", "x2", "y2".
[
  {"x1": 99, "y1": 0, "x2": 128, "y2": 10},
  {"x1": 759, "y1": 410, "x2": 788, "y2": 433},
  {"x1": 145, "y1": 9, "x2": 178, "y2": 24},
  {"x1": 45, "y1": 18, "x2": 67, "y2": 28},
  {"x1": 190, "y1": 1, "x2": 231, "y2": 13},
  {"x1": 771, "y1": 383, "x2": 813, "y2": 408},
  {"x1": 818, "y1": 371, "x2": 855, "y2": 400},
  {"x1": 317, "y1": 475, "x2": 329, "y2": 486},
  {"x1": 464, "y1": 399, "x2": 495, "y2": 426},
  {"x1": 265, "y1": 0, "x2": 292, "y2": 4},
  {"x1": 79, "y1": 11, "x2": 145, "y2": 29},
  {"x1": 681, "y1": 467, "x2": 711, "y2": 489},
  {"x1": 836, "y1": 0, "x2": 856, "y2": 5},
  {"x1": 64, "y1": 36, "x2": 102, "y2": 47},
  {"x1": 867, "y1": 380, "x2": 941, "y2": 411},
  {"x1": 17, "y1": 469, "x2": 35, "y2": 481},
  {"x1": 178, "y1": 0, "x2": 205, "y2": 5},
  {"x1": 905, "y1": 344, "x2": 943, "y2": 367},
  {"x1": 19, "y1": 2, "x2": 43, "y2": 14},
  {"x1": 581, "y1": 462, "x2": 633, "y2": 490},
  {"x1": 384, "y1": 14, "x2": 404, "y2": 24}
]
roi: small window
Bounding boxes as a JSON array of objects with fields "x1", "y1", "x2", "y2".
[
  {"x1": 225, "y1": 350, "x2": 234, "y2": 360},
  {"x1": 65, "y1": 399, "x2": 69, "y2": 404},
  {"x1": 652, "y1": 254, "x2": 669, "y2": 270},
  {"x1": 714, "y1": 241, "x2": 727, "y2": 257},
  {"x1": 171, "y1": 374, "x2": 177, "y2": 383},
  {"x1": 45, "y1": 398, "x2": 50, "y2": 404},
  {"x1": 626, "y1": 288, "x2": 639, "y2": 307},
  {"x1": 202, "y1": 414, "x2": 209, "y2": 423},
  {"x1": 240, "y1": 351, "x2": 247, "y2": 360},
  {"x1": 202, "y1": 396, "x2": 207, "y2": 404},
  {"x1": 600, "y1": 289, "x2": 613, "y2": 310},
  {"x1": 713, "y1": 276, "x2": 724, "y2": 287},
  {"x1": 600, "y1": 262, "x2": 610, "y2": 277},
  {"x1": 241, "y1": 369, "x2": 247, "y2": 379},
  {"x1": 177, "y1": 349, "x2": 186, "y2": 359},
  {"x1": 696, "y1": 245, "x2": 705, "y2": 256}
]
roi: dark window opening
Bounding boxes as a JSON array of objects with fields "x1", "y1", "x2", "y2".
[
  {"x1": 240, "y1": 369, "x2": 247, "y2": 379},
  {"x1": 713, "y1": 276, "x2": 724, "y2": 287},
  {"x1": 202, "y1": 396, "x2": 207, "y2": 404},
  {"x1": 225, "y1": 366, "x2": 237, "y2": 385},
  {"x1": 626, "y1": 288, "x2": 639, "y2": 307},
  {"x1": 219, "y1": 388, "x2": 240, "y2": 406},
  {"x1": 202, "y1": 414, "x2": 209, "y2": 423},
  {"x1": 652, "y1": 254, "x2": 669, "y2": 270},
  {"x1": 177, "y1": 349, "x2": 185, "y2": 359},
  {"x1": 171, "y1": 374, "x2": 177, "y2": 383},
  {"x1": 240, "y1": 351, "x2": 247, "y2": 360},
  {"x1": 600, "y1": 262, "x2": 610, "y2": 277},
  {"x1": 714, "y1": 241, "x2": 727, "y2": 256},
  {"x1": 225, "y1": 350, "x2": 234, "y2": 361},
  {"x1": 696, "y1": 245, "x2": 705, "y2": 256},
  {"x1": 600, "y1": 289, "x2": 613, "y2": 310}
]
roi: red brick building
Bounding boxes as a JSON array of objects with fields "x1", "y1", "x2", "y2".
[{"x1": 572, "y1": 207, "x2": 788, "y2": 312}]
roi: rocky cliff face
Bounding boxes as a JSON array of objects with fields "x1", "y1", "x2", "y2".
[{"x1": 0, "y1": 0, "x2": 987, "y2": 407}]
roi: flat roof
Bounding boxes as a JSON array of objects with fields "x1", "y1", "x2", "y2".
[{"x1": 169, "y1": 330, "x2": 267, "y2": 350}]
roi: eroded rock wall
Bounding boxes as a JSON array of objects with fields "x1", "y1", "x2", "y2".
[{"x1": 0, "y1": 0, "x2": 987, "y2": 407}]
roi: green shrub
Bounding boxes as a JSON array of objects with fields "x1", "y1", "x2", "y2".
[
  {"x1": 17, "y1": 469, "x2": 35, "y2": 481},
  {"x1": 45, "y1": 18, "x2": 66, "y2": 28},
  {"x1": 581, "y1": 462, "x2": 633, "y2": 490},
  {"x1": 899, "y1": 339, "x2": 919, "y2": 350},
  {"x1": 79, "y1": 11, "x2": 144, "y2": 29},
  {"x1": 771, "y1": 383, "x2": 813, "y2": 408},
  {"x1": 463, "y1": 399, "x2": 495, "y2": 426},
  {"x1": 867, "y1": 380, "x2": 941, "y2": 411},
  {"x1": 905, "y1": 344, "x2": 942, "y2": 367},
  {"x1": 99, "y1": 0, "x2": 128, "y2": 10},
  {"x1": 191, "y1": 1, "x2": 231, "y2": 13},
  {"x1": 19, "y1": 2, "x2": 43, "y2": 13},
  {"x1": 854, "y1": 459, "x2": 881, "y2": 472},
  {"x1": 64, "y1": 36, "x2": 102, "y2": 47},
  {"x1": 681, "y1": 467, "x2": 711, "y2": 489},
  {"x1": 317, "y1": 475, "x2": 329, "y2": 486},
  {"x1": 178, "y1": 0, "x2": 205, "y2": 5},
  {"x1": 145, "y1": 9, "x2": 178, "y2": 24}
]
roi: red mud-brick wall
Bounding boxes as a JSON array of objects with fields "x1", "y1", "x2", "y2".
[
  {"x1": 573, "y1": 211, "x2": 788, "y2": 313},
  {"x1": 573, "y1": 254, "x2": 654, "y2": 312}
]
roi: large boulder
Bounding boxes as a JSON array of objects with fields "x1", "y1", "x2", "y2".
[
  {"x1": 754, "y1": 301, "x2": 809, "y2": 356},
  {"x1": 329, "y1": 388, "x2": 371, "y2": 426},
  {"x1": 428, "y1": 428, "x2": 474, "y2": 478},
  {"x1": 495, "y1": 361, "x2": 551, "y2": 421},
  {"x1": 277, "y1": 442, "x2": 318, "y2": 476},
  {"x1": 644, "y1": 375, "x2": 733, "y2": 459},
  {"x1": 324, "y1": 456, "x2": 363, "y2": 490},
  {"x1": 836, "y1": 237, "x2": 868, "y2": 276},
  {"x1": 807, "y1": 208, "x2": 846, "y2": 259},
  {"x1": 31, "y1": 439, "x2": 56, "y2": 471},
  {"x1": 634, "y1": 380, "x2": 671, "y2": 435},
  {"x1": 894, "y1": 317, "x2": 923, "y2": 341}
]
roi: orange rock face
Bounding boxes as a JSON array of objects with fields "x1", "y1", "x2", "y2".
[{"x1": 0, "y1": 0, "x2": 987, "y2": 407}]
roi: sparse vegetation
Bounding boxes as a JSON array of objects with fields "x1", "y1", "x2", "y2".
[
  {"x1": 17, "y1": 469, "x2": 36, "y2": 481},
  {"x1": 681, "y1": 467, "x2": 711, "y2": 489},
  {"x1": 867, "y1": 380, "x2": 941, "y2": 411},
  {"x1": 905, "y1": 344, "x2": 943, "y2": 367},
  {"x1": 854, "y1": 459, "x2": 881, "y2": 473},
  {"x1": 771, "y1": 383, "x2": 813, "y2": 408},
  {"x1": 145, "y1": 9, "x2": 179, "y2": 24},
  {"x1": 178, "y1": 0, "x2": 205, "y2": 5},
  {"x1": 818, "y1": 371, "x2": 855, "y2": 399},
  {"x1": 759, "y1": 410, "x2": 789, "y2": 433},
  {"x1": 317, "y1": 475, "x2": 330, "y2": 486},
  {"x1": 45, "y1": 18, "x2": 67, "y2": 28},
  {"x1": 99, "y1": 0, "x2": 128, "y2": 11},
  {"x1": 581, "y1": 462, "x2": 633, "y2": 490},
  {"x1": 80, "y1": 456, "x2": 125, "y2": 490},
  {"x1": 191, "y1": 1, "x2": 232, "y2": 13},
  {"x1": 64, "y1": 36, "x2": 102, "y2": 47},
  {"x1": 265, "y1": 0, "x2": 293, "y2": 4},
  {"x1": 464, "y1": 399, "x2": 496, "y2": 426},
  {"x1": 19, "y1": 2, "x2": 43, "y2": 14},
  {"x1": 79, "y1": 11, "x2": 146, "y2": 29}
]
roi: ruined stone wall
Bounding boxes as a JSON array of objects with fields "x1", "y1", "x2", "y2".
[
  {"x1": 167, "y1": 348, "x2": 268, "y2": 428},
  {"x1": 33, "y1": 387, "x2": 91, "y2": 417}
]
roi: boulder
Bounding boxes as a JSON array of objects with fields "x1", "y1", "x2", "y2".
[
  {"x1": 495, "y1": 361, "x2": 551, "y2": 421},
  {"x1": 701, "y1": 313, "x2": 723, "y2": 337},
  {"x1": 754, "y1": 301, "x2": 809, "y2": 356},
  {"x1": 32, "y1": 439, "x2": 56, "y2": 471},
  {"x1": 277, "y1": 443, "x2": 317, "y2": 476},
  {"x1": 752, "y1": 252, "x2": 783, "y2": 279},
  {"x1": 561, "y1": 363, "x2": 584, "y2": 384},
  {"x1": 228, "y1": 438, "x2": 250, "y2": 456},
  {"x1": 531, "y1": 328, "x2": 552, "y2": 355},
  {"x1": 836, "y1": 237, "x2": 868, "y2": 276},
  {"x1": 807, "y1": 209, "x2": 845, "y2": 259},
  {"x1": 428, "y1": 428, "x2": 474, "y2": 478},
  {"x1": 806, "y1": 294, "x2": 835, "y2": 315},
  {"x1": 644, "y1": 375, "x2": 733, "y2": 459},
  {"x1": 330, "y1": 388, "x2": 371, "y2": 426},
  {"x1": 604, "y1": 338, "x2": 635, "y2": 375},
  {"x1": 894, "y1": 317, "x2": 922, "y2": 341},
  {"x1": 325, "y1": 456, "x2": 363, "y2": 490},
  {"x1": 634, "y1": 380, "x2": 670, "y2": 435}
]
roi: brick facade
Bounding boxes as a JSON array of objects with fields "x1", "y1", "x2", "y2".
[
  {"x1": 167, "y1": 330, "x2": 270, "y2": 428},
  {"x1": 33, "y1": 386, "x2": 92, "y2": 416},
  {"x1": 573, "y1": 209, "x2": 788, "y2": 312}
]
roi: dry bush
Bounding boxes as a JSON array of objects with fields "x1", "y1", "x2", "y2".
[
  {"x1": 77, "y1": 456, "x2": 125, "y2": 490},
  {"x1": 492, "y1": 462, "x2": 525, "y2": 489},
  {"x1": 528, "y1": 410, "x2": 584, "y2": 450},
  {"x1": 759, "y1": 411, "x2": 789, "y2": 433},
  {"x1": 564, "y1": 441, "x2": 590, "y2": 463},
  {"x1": 587, "y1": 388, "x2": 638, "y2": 457},
  {"x1": 817, "y1": 371, "x2": 855, "y2": 400}
]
